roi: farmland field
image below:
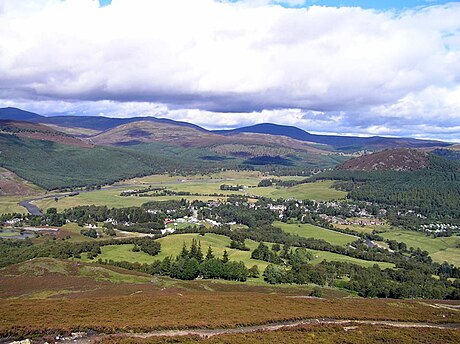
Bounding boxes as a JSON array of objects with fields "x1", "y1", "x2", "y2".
[
  {"x1": 249, "y1": 180, "x2": 347, "y2": 201},
  {"x1": 274, "y1": 221, "x2": 358, "y2": 246},
  {"x1": 84, "y1": 232, "x2": 394, "y2": 270},
  {"x1": 0, "y1": 196, "x2": 31, "y2": 214},
  {"x1": 381, "y1": 229, "x2": 460, "y2": 266},
  {"x1": 334, "y1": 221, "x2": 393, "y2": 234},
  {"x1": 30, "y1": 171, "x2": 269, "y2": 212},
  {"x1": 33, "y1": 192, "x2": 227, "y2": 212},
  {"x1": 308, "y1": 249, "x2": 394, "y2": 269},
  {"x1": 154, "y1": 233, "x2": 267, "y2": 269},
  {"x1": 81, "y1": 244, "x2": 155, "y2": 264},
  {"x1": 31, "y1": 172, "x2": 345, "y2": 213}
]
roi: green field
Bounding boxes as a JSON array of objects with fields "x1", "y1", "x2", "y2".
[
  {"x1": 334, "y1": 221, "x2": 393, "y2": 235},
  {"x1": 31, "y1": 171, "x2": 269, "y2": 212},
  {"x1": 274, "y1": 221, "x2": 358, "y2": 246},
  {"x1": 86, "y1": 233, "x2": 269, "y2": 271},
  {"x1": 250, "y1": 180, "x2": 347, "y2": 201},
  {"x1": 0, "y1": 229, "x2": 22, "y2": 238},
  {"x1": 308, "y1": 250, "x2": 394, "y2": 269},
  {"x1": 85, "y1": 232, "x2": 394, "y2": 270},
  {"x1": 81, "y1": 244, "x2": 155, "y2": 264},
  {"x1": 381, "y1": 230, "x2": 460, "y2": 266},
  {"x1": 34, "y1": 191, "x2": 226, "y2": 212},
  {"x1": 0, "y1": 196, "x2": 30, "y2": 214},
  {"x1": 155, "y1": 233, "x2": 268, "y2": 269},
  {"x1": 28, "y1": 173, "x2": 347, "y2": 213}
]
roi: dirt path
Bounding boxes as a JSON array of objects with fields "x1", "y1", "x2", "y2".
[{"x1": 53, "y1": 319, "x2": 460, "y2": 343}]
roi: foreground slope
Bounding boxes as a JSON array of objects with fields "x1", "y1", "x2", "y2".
[{"x1": 1, "y1": 259, "x2": 459, "y2": 342}]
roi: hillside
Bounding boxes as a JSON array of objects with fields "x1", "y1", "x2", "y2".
[
  {"x1": 312, "y1": 152, "x2": 460, "y2": 223},
  {"x1": 0, "y1": 129, "x2": 343, "y2": 190},
  {"x1": 338, "y1": 149, "x2": 430, "y2": 171},
  {"x1": 88, "y1": 120, "x2": 217, "y2": 147},
  {"x1": 0, "y1": 168, "x2": 42, "y2": 196},
  {"x1": 0, "y1": 134, "x2": 172, "y2": 189},
  {"x1": 88, "y1": 120, "x2": 332, "y2": 154},
  {"x1": 0, "y1": 120, "x2": 93, "y2": 148}
]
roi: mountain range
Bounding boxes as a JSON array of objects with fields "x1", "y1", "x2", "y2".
[
  {"x1": 0, "y1": 107, "x2": 457, "y2": 190},
  {"x1": 0, "y1": 107, "x2": 451, "y2": 151}
]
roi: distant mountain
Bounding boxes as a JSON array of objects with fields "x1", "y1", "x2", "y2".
[
  {"x1": 215, "y1": 123, "x2": 316, "y2": 141},
  {"x1": 1, "y1": 107, "x2": 452, "y2": 152},
  {"x1": 88, "y1": 120, "x2": 332, "y2": 156},
  {"x1": 37, "y1": 115, "x2": 208, "y2": 132},
  {"x1": 337, "y1": 149, "x2": 430, "y2": 171},
  {"x1": 88, "y1": 120, "x2": 217, "y2": 146},
  {"x1": 215, "y1": 123, "x2": 450, "y2": 151},
  {"x1": 0, "y1": 107, "x2": 43, "y2": 121}
]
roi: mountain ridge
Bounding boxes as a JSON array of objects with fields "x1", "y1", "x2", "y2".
[
  {"x1": 0, "y1": 107, "x2": 453, "y2": 152},
  {"x1": 215, "y1": 123, "x2": 449, "y2": 151},
  {"x1": 0, "y1": 107, "x2": 207, "y2": 133}
]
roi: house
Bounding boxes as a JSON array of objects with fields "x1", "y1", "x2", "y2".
[
  {"x1": 164, "y1": 218, "x2": 175, "y2": 225},
  {"x1": 161, "y1": 228, "x2": 175, "y2": 235}
]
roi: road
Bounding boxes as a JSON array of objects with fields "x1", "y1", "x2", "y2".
[{"x1": 54, "y1": 318, "x2": 460, "y2": 343}]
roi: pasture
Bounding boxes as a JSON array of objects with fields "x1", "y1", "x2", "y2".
[
  {"x1": 0, "y1": 196, "x2": 30, "y2": 214},
  {"x1": 249, "y1": 180, "x2": 347, "y2": 201},
  {"x1": 274, "y1": 221, "x2": 358, "y2": 246},
  {"x1": 381, "y1": 229, "x2": 460, "y2": 266},
  {"x1": 84, "y1": 232, "x2": 394, "y2": 270}
]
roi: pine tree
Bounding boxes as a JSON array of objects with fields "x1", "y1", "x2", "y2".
[
  {"x1": 206, "y1": 245, "x2": 214, "y2": 260},
  {"x1": 180, "y1": 242, "x2": 189, "y2": 258},
  {"x1": 196, "y1": 241, "x2": 203, "y2": 262},
  {"x1": 222, "y1": 249, "x2": 229, "y2": 263},
  {"x1": 190, "y1": 239, "x2": 198, "y2": 259}
]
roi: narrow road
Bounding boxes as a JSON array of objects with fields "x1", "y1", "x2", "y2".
[{"x1": 54, "y1": 318, "x2": 460, "y2": 343}]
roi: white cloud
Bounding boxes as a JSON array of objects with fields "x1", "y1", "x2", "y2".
[{"x1": 0, "y1": 0, "x2": 459, "y2": 140}]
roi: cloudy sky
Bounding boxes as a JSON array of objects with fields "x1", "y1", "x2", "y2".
[{"x1": 1, "y1": 0, "x2": 460, "y2": 140}]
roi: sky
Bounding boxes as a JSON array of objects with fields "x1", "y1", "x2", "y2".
[{"x1": 0, "y1": 0, "x2": 460, "y2": 141}]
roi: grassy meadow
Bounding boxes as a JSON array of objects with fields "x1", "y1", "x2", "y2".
[
  {"x1": 381, "y1": 229, "x2": 460, "y2": 266},
  {"x1": 249, "y1": 180, "x2": 347, "y2": 201},
  {"x1": 274, "y1": 221, "x2": 358, "y2": 246},
  {"x1": 81, "y1": 232, "x2": 394, "y2": 270},
  {"x1": 0, "y1": 196, "x2": 32, "y2": 214},
  {"x1": 334, "y1": 221, "x2": 393, "y2": 235},
  {"x1": 30, "y1": 172, "x2": 346, "y2": 212}
]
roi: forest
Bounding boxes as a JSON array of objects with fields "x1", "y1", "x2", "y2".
[{"x1": 308, "y1": 155, "x2": 460, "y2": 224}]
